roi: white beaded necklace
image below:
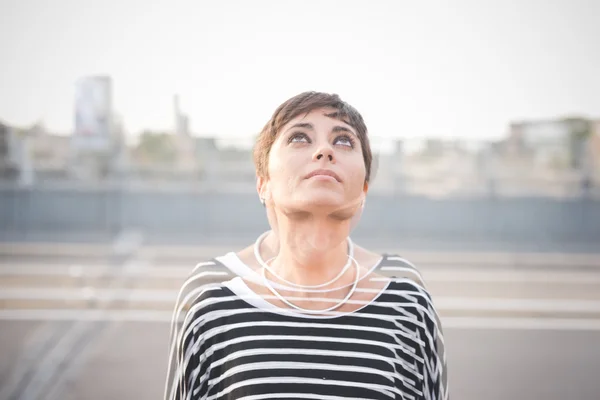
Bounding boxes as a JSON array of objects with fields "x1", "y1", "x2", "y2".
[
  {"x1": 261, "y1": 252, "x2": 361, "y2": 314},
  {"x1": 253, "y1": 230, "x2": 355, "y2": 290},
  {"x1": 253, "y1": 231, "x2": 360, "y2": 314}
]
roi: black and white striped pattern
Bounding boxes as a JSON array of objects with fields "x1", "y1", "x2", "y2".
[{"x1": 165, "y1": 252, "x2": 448, "y2": 400}]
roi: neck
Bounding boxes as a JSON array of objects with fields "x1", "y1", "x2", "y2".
[{"x1": 269, "y1": 214, "x2": 351, "y2": 288}]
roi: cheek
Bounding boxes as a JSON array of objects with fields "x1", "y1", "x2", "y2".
[
  {"x1": 267, "y1": 149, "x2": 298, "y2": 195},
  {"x1": 345, "y1": 155, "x2": 367, "y2": 188},
  {"x1": 267, "y1": 150, "x2": 283, "y2": 178}
]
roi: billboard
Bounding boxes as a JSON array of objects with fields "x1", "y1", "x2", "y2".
[{"x1": 72, "y1": 75, "x2": 112, "y2": 151}]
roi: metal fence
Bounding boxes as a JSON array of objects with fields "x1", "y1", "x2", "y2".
[{"x1": 1, "y1": 183, "x2": 599, "y2": 248}]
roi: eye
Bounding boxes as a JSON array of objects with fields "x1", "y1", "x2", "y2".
[
  {"x1": 288, "y1": 132, "x2": 311, "y2": 144},
  {"x1": 334, "y1": 134, "x2": 356, "y2": 148}
]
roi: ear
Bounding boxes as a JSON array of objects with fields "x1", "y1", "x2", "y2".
[
  {"x1": 256, "y1": 175, "x2": 270, "y2": 204},
  {"x1": 349, "y1": 183, "x2": 368, "y2": 232},
  {"x1": 256, "y1": 176, "x2": 264, "y2": 203}
]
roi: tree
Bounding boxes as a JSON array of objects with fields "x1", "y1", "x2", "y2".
[{"x1": 135, "y1": 131, "x2": 176, "y2": 164}]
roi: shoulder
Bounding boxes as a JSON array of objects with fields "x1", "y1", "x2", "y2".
[
  {"x1": 375, "y1": 253, "x2": 429, "y2": 292},
  {"x1": 372, "y1": 254, "x2": 440, "y2": 325},
  {"x1": 172, "y1": 255, "x2": 240, "y2": 322},
  {"x1": 177, "y1": 257, "x2": 230, "y2": 296},
  {"x1": 353, "y1": 244, "x2": 432, "y2": 301},
  {"x1": 353, "y1": 243, "x2": 426, "y2": 286}
]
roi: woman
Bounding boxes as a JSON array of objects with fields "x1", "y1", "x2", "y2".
[{"x1": 165, "y1": 92, "x2": 449, "y2": 400}]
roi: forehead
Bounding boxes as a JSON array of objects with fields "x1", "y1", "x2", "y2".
[{"x1": 282, "y1": 107, "x2": 356, "y2": 133}]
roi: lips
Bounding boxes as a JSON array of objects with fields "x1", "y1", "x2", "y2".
[{"x1": 305, "y1": 169, "x2": 341, "y2": 182}]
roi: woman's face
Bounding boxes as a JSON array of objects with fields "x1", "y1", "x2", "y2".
[{"x1": 261, "y1": 107, "x2": 368, "y2": 216}]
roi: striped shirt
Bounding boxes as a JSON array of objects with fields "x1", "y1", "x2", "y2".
[{"x1": 165, "y1": 251, "x2": 449, "y2": 400}]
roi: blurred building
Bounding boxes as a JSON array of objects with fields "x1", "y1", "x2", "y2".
[
  {"x1": 30, "y1": 126, "x2": 72, "y2": 179},
  {"x1": 591, "y1": 120, "x2": 600, "y2": 173},
  {"x1": 0, "y1": 121, "x2": 19, "y2": 180},
  {"x1": 173, "y1": 94, "x2": 190, "y2": 137},
  {"x1": 0, "y1": 121, "x2": 72, "y2": 184},
  {"x1": 215, "y1": 145, "x2": 255, "y2": 182},
  {"x1": 508, "y1": 117, "x2": 593, "y2": 171}
]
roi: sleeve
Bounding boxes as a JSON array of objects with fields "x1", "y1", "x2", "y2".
[
  {"x1": 422, "y1": 290, "x2": 449, "y2": 400},
  {"x1": 164, "y1": 260, "x2": 231, "y2": 400},
  {"x1": 164, "y1": 295, "x2": 203, "y2": 400},
  {"x1": 377, "y1": 254, "x2": 449, "y2": 399}
]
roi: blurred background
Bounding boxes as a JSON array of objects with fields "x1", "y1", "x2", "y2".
[{"x1": 1, "y1": 0, "x2": 599, "y2": 399}]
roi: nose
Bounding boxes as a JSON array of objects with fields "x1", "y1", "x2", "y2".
[{"x1": 313, "y1": 144, "x2": 335, "y2": 163}]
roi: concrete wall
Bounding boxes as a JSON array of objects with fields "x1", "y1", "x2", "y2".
[{"x1": 1, "y1": 186, "x2": 599, "y2": 248}]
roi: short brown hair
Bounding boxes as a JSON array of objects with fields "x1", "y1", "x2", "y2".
[{"x1": 253, "y1": 91, "x2": 373, "y2": 183}]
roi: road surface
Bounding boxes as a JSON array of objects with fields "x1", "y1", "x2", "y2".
[
  {"x1": 1, "y1": 320, "x2": 599, "y2": 400},
  {"x1": 1, "y1": 242, "x2": 599, "y2": 400}
]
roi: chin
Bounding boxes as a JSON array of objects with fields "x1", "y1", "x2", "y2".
[{"x1": 293, "y1": 191, "x2": 345, "y2": 210}]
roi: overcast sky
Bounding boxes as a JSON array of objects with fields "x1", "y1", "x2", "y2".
[{"x1": 1, "y1": 0, "x2": 599, "y2": 142}]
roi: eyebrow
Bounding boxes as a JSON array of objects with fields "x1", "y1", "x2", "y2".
[
  {"x1": 288, "y1": 122, "x2": 314, "y2": 131},
  {"x1": 286, "y1": 122, "x2": 357, "y2": 136},
  {"x1": 331, "y1": 125, "x2": 356, "y2": 135}
]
